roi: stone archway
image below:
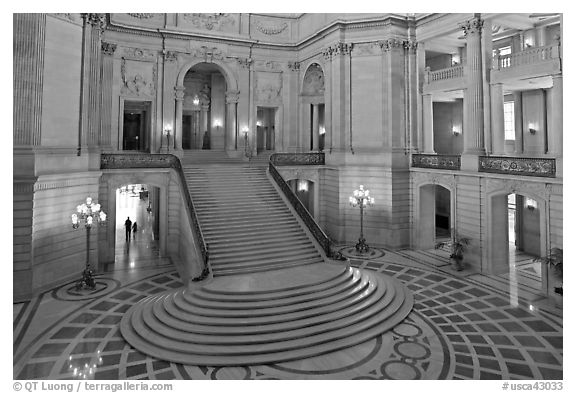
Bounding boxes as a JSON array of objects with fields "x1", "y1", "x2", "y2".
[{"x1": 300, "y1": 63, "x2": 326, "y2": 152}]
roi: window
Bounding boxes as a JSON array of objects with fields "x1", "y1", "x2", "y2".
[
  {"x1": 493, "y1": 45, "x2": 512, "y2": 57},
  {"x1": 504, "y1": 101, "x2": 515, "y2": 140}
]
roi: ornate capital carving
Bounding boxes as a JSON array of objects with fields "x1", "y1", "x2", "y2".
[
  {"x1": 460, "y1": 17, "x2": 484, "y2": 37},
  {"x1": 82, "y1": 13, "x2": 106, "y2": 29},
  {"x1": 403, "y1": 40, "x2": 418, "y2": 52},
  {"x1": 164, "y1": 51, "x2": 178, "y2": 63},
  {"x1": 101, "y1": 42, "x2": 117, "y2": 56},
  {"x1": 322, "y1": 42, "x2": 353, "y2": 61},
  {"x1": 191, "y1": 45, "x2": 225, "y2": 62},
  {"x1": 174, "y1": 86, "x2": 186, "y2": 101},
  {"x1": 225, "y1": 90, "x2": 240, "y2": 104},
  {"x1": 380, "y1": 38, "x2": 404, "y2": 52},
  {"x1": 287, "y1": 61, "x2": 300, "y2": 72}
]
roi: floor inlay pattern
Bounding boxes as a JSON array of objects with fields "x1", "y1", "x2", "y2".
[{"x1": 14, "y1": 257, "x2": 563, "y2": 380}]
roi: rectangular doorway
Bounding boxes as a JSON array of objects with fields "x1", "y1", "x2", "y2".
[{"x1": 123, "y1": 101, "x2": 151, "y2": 152}]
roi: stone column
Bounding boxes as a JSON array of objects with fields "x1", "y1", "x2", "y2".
[
  {"x1": 406, "y1": 40, "x2": 419, "y2": 153},
  {"x1": 490, "y1": 83, "x2": 505, "y2": 155},
  {"x1": 536, "y1": 25, "x2": 547, "y2": 47},
  {"x1": 548, "y1": 75, "x2": 563, "y2": 156},
  {"x1": 100, "y1": 42, "x2": 116, "y2": 150},
  {"x1": 462, "y1": 16, "x2": 486, "y2": 158},
  {"x1": 312, "y1": 103, "x2": 320, "y2": 151},
  {"x1": 174, "y1": 86, "x2": 185, "y2": 151},
  {"x1": 422, "y1": 93, "x2": 435, "y2": 153},
  {"x1": 513, "y1": 92, "x2": 523, "y2": 154},
  {"x1": 14, "y1": 13, "x2": 46, "y2": 147},
  {"x1": 225, "y1": 91, "x2": 239, "y2": 151},
  {"x1": 416, "y1": 42, "x2": 426, "y2": 152}
]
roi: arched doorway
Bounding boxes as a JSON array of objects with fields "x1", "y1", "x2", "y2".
[
  {"x1": 301, "y1": 63, "x2": 325, "y2": 152},
  {"x1": 181, "y1": 63, "x2": 227, "y2": 151},
  {"x1": 415, "y1": 183, "x2": 452, "y2": 250}
]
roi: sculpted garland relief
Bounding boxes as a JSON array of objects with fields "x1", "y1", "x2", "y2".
[
  {"x1": 182, "y1": 13, "x2": 236, "y2": 32},
  {"x1": 256, "y1": 73, "x2": 282, "y2": 103},
  {"x1": 120, "y1": 57, "x2": 157, "y2": 97}
]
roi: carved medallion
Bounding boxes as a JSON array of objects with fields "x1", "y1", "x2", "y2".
[{"x1": 253, "y1": 20, "x2": 288, "y2": 35}]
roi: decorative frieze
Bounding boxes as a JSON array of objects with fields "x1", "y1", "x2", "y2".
[
  {"x1": 164, "y1": 51, "x2": 179, "y2": 63},
  {"x1": 460, "y1": 16, "x2": 484, "y2": 36},
  {"x1": 478, "y1": 156, "x2": 556, "y2": 178},
  {"x1": 253, "y1": 20, "x2": 288, "y2": 35},
  {"x1": 127, "y1": 13, "x2": 157, "y2": 19},
  {"x1": 101, "y1": 42, "x2": 117, "y2": 56},
  {"x1": 403, "y1": 40, "x2": 418, "y2": 52},
  {"x1": 101, "y1": 153, "x2": 181, "y2": 170},
  {"x1": 352, "y1": 42, "x2": 382, "y2": 56},
  {"x1": 122, "y1": 47, "x2": 157, "y2": 61},
  {"x1": 182, "y1": 13, "x2": 236, "y2": 32},
  {"x1": 322, "y1": 42, "x2": 353, "y2": 61},
  {"x1": 380, "y1": 38, "x2": 404, "y2": 52},
  {"x1": 411, "y1": 154, "x2": 461, "y2": 170}
]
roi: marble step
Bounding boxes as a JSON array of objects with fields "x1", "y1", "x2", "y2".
[
  {"x1": 209, "y1": 242, "x2": 317, "y2": 258},
  {"x1": 212, "y1": 259, "x2": 321, "y2": 277},
  {"x1": 201, "y1": 221, "x2": 301, "y2": 235},
  {"x1": 210, "y1": 254, "x2": 323, "y2": 270},
  {"x1": 204, "y1": 229, "x2": 305, "y2": 244}
]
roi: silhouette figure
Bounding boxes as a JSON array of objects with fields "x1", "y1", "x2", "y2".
[
  {"x1": 132, "y1": 222, "x2": 138, "y2": 239},
  {"x1": 125, "y1": 217, "x2": 132, "y2": 241}
]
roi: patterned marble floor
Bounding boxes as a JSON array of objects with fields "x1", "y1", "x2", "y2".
[{"x1": 13, "y1": 242, "x2": 563, "y2": 381}]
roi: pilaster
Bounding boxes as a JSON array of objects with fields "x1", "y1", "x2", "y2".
[
  {"x1": 225, "y1": 90, "x2": 239, "y2": 151},
  {"x1": 422, "y1": 93, "x2": 435, "y2": 153},
  {"x1": 100, "y1": 41, "x2": 117, "y2": 150},
  {"x1": 490, "y1": 83, "x2": 505, "y2": 155}
]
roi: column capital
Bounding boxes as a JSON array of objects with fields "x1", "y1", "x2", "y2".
[
  {"x1": 460, "y1": 16, "x2": 484, "y2": 37},
  {"x1": 322, "y1": 42, "x2": 353, "y2": 61},
  {"x1": 403, "y1": 40, "x2": 419, "y2": 53},
  {"x1": 101, "y1": 42, "x2": 117, "y2": 56},
  {"x1": 174, "y1": 86, "x2": 185, "y2": 101},
  {"x1": 380, "y1": 38, "x2": 404, "y2": 52},
  {"x1": 225, "y1": 90, "x2": 240, "y2": 104},
  {"x1": 287, "y1": 61, "x2": 301, "y2": 72},
  {"x1": 82, "y1": 13, "x2": 107, "y2": 30}
]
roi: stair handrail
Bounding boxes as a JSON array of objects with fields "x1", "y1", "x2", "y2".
[
  {"x1": 268, "y1": 156, "x2": 336, "y2": 258},
  {"x1": 100, "y1": 153, "x2": 210, "y2": 280}
]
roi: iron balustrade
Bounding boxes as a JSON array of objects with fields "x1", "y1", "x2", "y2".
[
  {"x1": 411, "y1": 154, "x2": 461, "y2": 170},
  {"x1": 268, "y1": 160, "x2": 335, "y2": 258},
  {"x1": 270, "y1": 152, "x2": 325, "y2": 166},
  {"x1": 478, "y1": 156, "x2": 556, "y2": 177},
  {"x1": 100, "y1": 153, "x2": 210, "y2": 280}
]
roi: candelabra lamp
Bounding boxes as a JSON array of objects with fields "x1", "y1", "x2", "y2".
[
  {"x1": 71, "y1": 196, "x2": 107, "y2": 290},
  {"x1": 242, "y1": 126, "x2": 252, "y2": 159},
  {"x1": 349, "y1": 185, "x2": 375, "y2": 253}
]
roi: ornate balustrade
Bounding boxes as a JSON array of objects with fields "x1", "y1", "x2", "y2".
[
  {"x1": 494, "y1": 44, "x2": 560, "y2": 70},
  {"x1": 270, "y1": 152, "x2": 325, "y2": 166},
  {"x1": 268, "y1": 162, "x2": 334, "y2": 258},
  {"x1": 424, "y1": 65, "x2": 465, "y2": 84},
  {"x1": 411, "y1": 154, "x2": 461, "y2": 170},
  {"x1": 101, "y1": 153, "x2": 210, "y2": 280},
  {"x1": 478, "y1": 156, "x2": 556, "y2": 178}
]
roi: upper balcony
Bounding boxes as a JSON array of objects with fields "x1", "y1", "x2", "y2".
[
  {"x1": 492, "y1": 43, "x2": 562, "y2": 82},
  {"x1": 423, "y1": 64, "x2": 466, "y2": 93}
]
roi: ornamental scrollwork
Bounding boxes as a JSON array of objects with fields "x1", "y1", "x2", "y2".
[
  {"x1": 288, "y1": 61, "x2": 300, "y2": 72},
  {"x1": 380, "y1": 38, "x2": 404, "y2": 52},
  {"x1": 253, "y1": 20, "x2": 288, "y2": 35},
  {"x1": 411, "y1": 154, "x2": 461, "y2": 170},
  {"x1": 191, "y1": 46, "x2": 225, "y2": 63},
  {"x1": 164, "y1": 51, "x2": 178, "y2": 63},
  {"x1": 403, "y1": 40, "x2": 418, "y2": 52},
  {"x1": 270, "y1": 153, "x2": 325, "y2": 166},
  {"x1": 82, "y1": 13, "x2": 106, "y2": 29},
  {"x1": 322, "y1": 42, "x2": 353, "y2": 61},
  {"x1": 127, "y1": 13, "x2": 157, "y2": 19},
  {"x1": 478, "y1": 156, "x2": 556, "y2": 178},
  {"x1": 101, "y1": 42, "x2": 117, "y2": 56},
  {"x1": 236, "y1": 57, "x2": 253, "y2": 69},
  {"x1": 460, "y1": 17, "x2": 484, "y2": 36},
  {"x1": 182, "y1": 13, "x2": 236, "y2": 31}
]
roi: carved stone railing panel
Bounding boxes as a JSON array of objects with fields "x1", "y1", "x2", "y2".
[
  {"x1": 494, "y1": 44, "x2": 560, "y2": 70},
  {"x1": 411, "y1": 154, "x2": 461, "y2": 170},
  {"x1": 101, "y1": 154, "x2": 210, "y2": 280},
  {"x1": 268, "y1": 162, "x2": 334, "y2": 258},
  {"x1": 270, "y1": 152, "x2": 325, "y2": 166},
  {"x1": 478, "y1": 156, "x2": 556, "y2": 177},
  {"x1": 425, "y1": 65, "x2": 465, "y2": 83}
]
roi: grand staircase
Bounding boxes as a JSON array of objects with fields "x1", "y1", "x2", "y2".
[{"x1": 121, "y1": 151, "x2": 414, "y2": 366}]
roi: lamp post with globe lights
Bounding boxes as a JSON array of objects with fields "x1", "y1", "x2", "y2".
[
  {"x1": 349, "y1": 185, "x2": 375, "y2": 253},
  {"x1": 71, "y1": 196, "x2": 107, "y2": 290}
]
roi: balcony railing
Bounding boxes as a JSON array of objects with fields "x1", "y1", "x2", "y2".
[
  {"x1": 478, "y1": 156, "x2": 556, "y2": 177},
  {"x1": 101, "y1": 153, "x2": 210, "y2": 280},
  {"x1": 411, "y1": 154, "x2": 461, "y2": 170},
  {"x1": 424, "y1": 65, "x2": 465, "y2": 84},
  {"x1": 493, "y1": 43, "x2": 560, "y2": 70},
  {"x1": 270, "y1": 152, "x2": 325, "y2": 166}
]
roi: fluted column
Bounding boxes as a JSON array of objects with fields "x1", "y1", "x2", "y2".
[
  {"x1": 81, "y1": 13, "x2": 106, "y2": 148},
  {"x1": 174, "y1": 86, "x2": 185, "y2": 151},
  {"x1": 312, "y1": 103, "x2": 320, "y2": 151},
  {"x1": 13, "y1": 13, "x2": 46, "y2": 147},
  {"x1": 490, "y1": 83, "x2": 505, "y2": 155},
  {"x1": 513, "y1": 92, "x2": 523, "y2": 154},
  {"x1": 422, "y1": 93, "x2": 435, "y2": 153},
  {"x1": 100, "y1": 42, "x2": 116, "y2": 150},
  {"x1": 462, "y1": 16, "x2": 486, "y2": 156},
  {"x1": 548, "y1": 75, "x2": 563, "y2": 156},
  {"x1": 225, "y1": 91, "x2": 239, "y2": 151}
]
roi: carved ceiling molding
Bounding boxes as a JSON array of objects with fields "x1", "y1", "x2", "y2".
[
  {"x1": 51, "y1": 13, "x2": 81, "y2": 24},
  {"x1": 182, "y1": 13, "x2": 236, "y2": 32},
  {"x1": 253, "y1": 19, "x2": 289, "y2": 35}
]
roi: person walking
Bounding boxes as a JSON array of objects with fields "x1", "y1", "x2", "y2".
[
  {"x1": 132, "y1": 222, "x2": 138, "y2": 239},
  {"x1": 125, "y1": 217, "x2": 132, "y2": 241}
]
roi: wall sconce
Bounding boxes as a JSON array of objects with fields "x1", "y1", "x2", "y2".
[
  {"x1": 241, "y1": 126, "x2": 251, "y2": 158},
  {"x1": 452, "y1": 125, "x2": 461, "y2": 136},
  {"x1": 451, "y1": 54, "x2": 460, "y2": 66},
  {"x1": 526, "y1": 198, "x2": 538, "y2": 211},
  {"x1": 319, "y1": 126, "x2": 326, "y2": 135},
  {"x1": 192, "y1": 95, "x2": 200, "y2": 106},
  {"x1": 163, "y1": 124, "x2": 172, "y2": 152},
  {"x1": 528, "y1": 123, "x2": 537, "y2": 134},
  {"x1": 213, "y1": 119, "x2": 222, "y2": 128},
  {"x1": 297, "y1": 179, "x2": 308, "y2": 192},
  {"x1": 256, "y1": 120, "x2": 262, "y2": 127}
]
